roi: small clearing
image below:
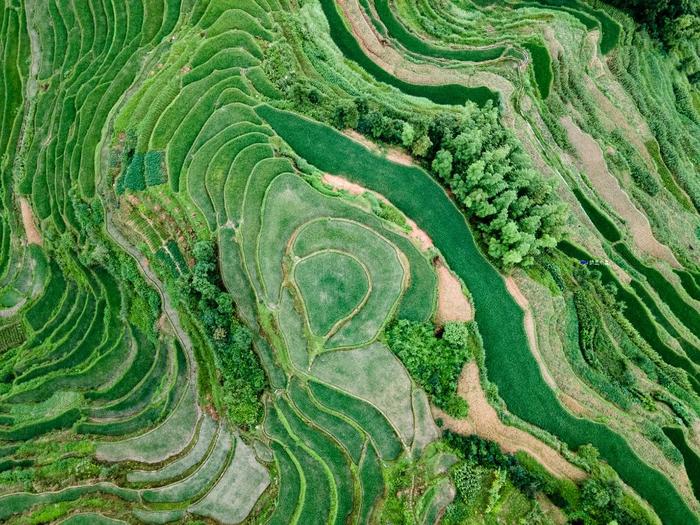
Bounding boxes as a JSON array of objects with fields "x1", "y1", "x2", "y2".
[
  {"x1": 321, "y1": 173, "x2": 433, "y2": 251},
  {"x1": 19, "y1": 198, "x2": 42, "y2": 246},
  {"x1": 433, "y1": 362, "x2": 586, "y2": 481},
  {"x1": 343, "y1": 129, "x2": 414, "y2": 166},
  {"x1": 561, "y1": 117, "x2": 679, "y2": 267},
  {"x1": 435, "y1": 260, "x2": 473, "y2": 324}
]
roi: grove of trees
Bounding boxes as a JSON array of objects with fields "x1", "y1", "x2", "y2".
[
  {"x1": 385, "y1": 320, "x2": 472, "y2": 417},
  {"x1": 185, "y1": 240, "x2": 266, "y2": 427},
  {"x1": 333, "y1": 97, "x2": 568, "y2": 268}
]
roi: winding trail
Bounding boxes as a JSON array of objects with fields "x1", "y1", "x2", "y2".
[
  {"x1": 19, "y1": 198, "x2": 42, "y2": 246},
  {"x1": 104, "y1": 219, "x2": 198, "y2": 384},
  {"x1": 505, "y1": 276, "x2": 555, "y2": 389},
  {"x1": 433, "y1": 363, "x2": 586, "y2": 481}
]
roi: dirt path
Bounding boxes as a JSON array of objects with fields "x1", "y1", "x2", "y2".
[
  {"x1": 336, "y1": 0, "x2": 512, "y2": 99},
  {"x1": 19, "y1": 198, "x2": 42, "y2": 246},
  {"x1": 433, "y1": 362, "x2": 586, "y2": 481},
  {"x1": 561, "y1": 116, "x2": 679, "y2": 267},
  {"x1": 322, "y1": 173, "x2": 433, "y2": 251},
  {"x1": 506, "y1": 276, "x2": 590, "y2": 416},
  {"x1": 435, "y1": 260, "x2": 473, "y2": 323},
  {"x1": 343, "y1": 129, "x2": 414, "y2": 167}
]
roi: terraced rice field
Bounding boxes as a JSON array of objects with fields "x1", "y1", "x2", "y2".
[{"x1": 1, "y1": 0, "x2": 700, "y2": 523}]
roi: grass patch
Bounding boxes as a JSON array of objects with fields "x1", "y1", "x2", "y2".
[
  {"x1": 523, "y1": 40, "x2": 552, "y2": 98},
  {"x1": 294, "y1": 251, "x2": 370, "y2": 336},
  {"x1": 572, "y1": 188, "x2": 621, "y2": 242}
]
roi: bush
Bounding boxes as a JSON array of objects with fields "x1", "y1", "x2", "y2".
[
  {"x1": 144, "y1": 151, "x2": 166, "y2": 186},
  {"x1": 123, "y1": 153, "x2": 145, "y2": 192},
  {"x1": 385, "y1": 320, "x2": 471, "y2": 417},
  {"x1": 184, "y1": 240, "x2": 265, "y2": 428},
  {"x1": 444, "y1": 433, "x2": 544, "y2": 498},
  {"x1": 452, "y1": 461, "x2": 482, "y2": 501},
  {"x1": 0, "y1": 323, "x2": 26, "y2": 353}
]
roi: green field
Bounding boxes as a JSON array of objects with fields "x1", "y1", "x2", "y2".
[{"x1": 294, "y1": 250, "x2": 370, "y2": 336}]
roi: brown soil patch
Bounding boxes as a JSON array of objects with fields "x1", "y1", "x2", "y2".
[
  {"x1": 321, "y1": 173, "x2": 433, "y2": 251},
  {"x1": 433, "y1": 362, "x2": 586, "y2": 481},
  {"x1": 386, "y1": 148, "x2": 414, "y2": 166},
  {"x1": 19, "y1": 198, "x2": 42, "y2": 246},
  {"x1": 404, "y1": 217, "x2": 433, "y2": 251},
  {"x1": 322, "y1": 173, "x2": 366, "y2": 197},
  {"x1": 343, "y1": 129, "x2": 379, "y2": 153},
  {"x1": 561, "y1": 116, "x2": 679, "y2": 267},
  {"x1": 0, "y1": 301, "x2": 27, "y2": 318},
  {"x1": 343, "y1": 129, "x2": 414, "y2": 166},
  {"x1": 435, "y1": 259, "x2": 473, "y2": 323}
]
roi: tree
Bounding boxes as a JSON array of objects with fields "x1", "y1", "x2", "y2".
[
  {"x1": 123, "y1": 153, "x2": 145, "y2": 191},
  {"x1": 411, "y1": 133, "x2": 432, "y2": 157},
  {"x1": 332, "y1": 100, "x2": 359, "y2": 129},
  {"x1": 401, "y1": 122, "x2": 415, "y2": 147},
  {"x1": 432, "y1": 149, "x2": 453, "y2": 180},
  {"x1": 386, "y1": 320, "x2": 472, "y2": 416}
]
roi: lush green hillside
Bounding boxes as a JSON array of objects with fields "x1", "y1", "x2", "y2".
[{"x1": 0, "y1": 0, "x2": 699, "y2": 524}]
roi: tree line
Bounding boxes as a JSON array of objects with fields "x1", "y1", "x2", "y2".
[{"x1": 333, "y1": 97, "x2": 568, "y2": 268}]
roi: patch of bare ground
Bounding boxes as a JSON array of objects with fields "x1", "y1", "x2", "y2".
[
  {"x1": 0, "y1": 300, "x2": 27, "y2": 318},
  {"x1": 336, "y1": 0, "x2": 514, "y2": 101},
  {"x1": 691, "y1": 422, "x2": 700, "y2": 451},
  {"x1": 342, "y1": 129, "x2": 415, "y2": 167},
  {"x1": 435, "y1": 259, "x2": 473, "y2": 324},
  {"x1": 343, "y1": 129, "x2": 379, "y2": 153},
  {"x1": 560, "y1": 116, "x2": 679, "y2": 267},
  {"x1": 321, "y1": 173, "x2": 433, "y2": 251},
  {"x1": 433, "y1": 362, "x2": 586, "y2": 481},
  {"x1": 516, "y1": 274, "x2": 699, "y2": 508},
  {"x1": 19, "y1": 197, "x2": 42, "y2": 246},
  {"x1": 543, "y1": 26, "x2": 565, "y2": 62}
]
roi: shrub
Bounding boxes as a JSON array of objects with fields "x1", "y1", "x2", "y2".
[
  {"x1": 123, "y1": 153, "x2": 145, "y2": 192},
  {"x1": 144, "y1": 151, "x2": 166, "y2": 186},
  {"x1": 0, "y1": 323, "x2": 26, "y2": 353},
  {"x1": 385, "y1": 319, "x2": 471, "y2": 417},
  {"x1": 453, "y1": 462, "x2": 482, "y2": 499},
  {"x1": 183, "y1": 240, "x2": 265, "y2": 427}
]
